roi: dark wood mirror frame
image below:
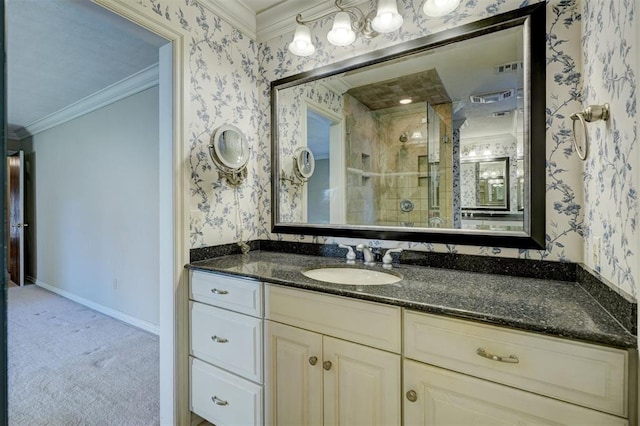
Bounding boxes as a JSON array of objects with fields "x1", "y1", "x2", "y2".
[{"x1": 271, "y1": 3, "x2": 545, "y2": 249}]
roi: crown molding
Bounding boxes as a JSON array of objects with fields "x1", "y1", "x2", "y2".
[
  {"x1": 15, "y1": 63, "x2": 159, "y2": 140},
  {"x1": 197, "y1": 0, "x2": 257, "y2": 39},
  {"x1": 257, "y1": 0, "x2": 367, "y2": 42}
]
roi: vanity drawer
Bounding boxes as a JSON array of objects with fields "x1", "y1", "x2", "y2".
[
  {"x1": 404, "y1": 311, "x2": 629, "y2": 417},
  {"x1": 190, "y1": 270, "x2": 262, "y2": 317},
  {"x1": 190, "y1": 301, "x2": 263, "y2": 383},
  {"x1": 190, "y1": 357, "x2": 263, "y2": 426},
  {"x1": 265, "y1": 284, "x2": 401, "y2": 353}
]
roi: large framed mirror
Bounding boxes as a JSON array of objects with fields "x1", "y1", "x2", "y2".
[{"x1": 271, "y1": 4, "x2": 545, "y2": 249}]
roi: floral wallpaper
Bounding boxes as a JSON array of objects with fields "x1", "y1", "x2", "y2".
[
  {"x1": 127, "y1": 0, "x2": 636, "y2": 298},
  {"x1": 582, "y1": 0, "x2": 637, "y2": 298},
  {"x1": 133, "y1": 0, "x2": 262, "y2": 248}
]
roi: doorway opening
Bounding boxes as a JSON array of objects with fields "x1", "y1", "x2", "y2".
[{"x1": 5, "y1": 0, "x2": 173, "y2": 423}]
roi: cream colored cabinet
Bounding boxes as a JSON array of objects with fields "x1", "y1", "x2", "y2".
[
  {"x1": 264, "y1": 285, "x2": 401, "y2": 426},
  {"x1": 404, "y1": 310, "x2": 632, "y2": 425},
  {"x1": 189, "y1": 270, "x2": 264, "y2": 426},
  {"x1": 264, "y1": 320, "x2": 323, "y2": 426},
  {"x1": 404, "y1": 360, "x2": 628, "y2": 425},
  {"x1": 323, "y1": 334, "x2": 401, "y2": 426}
]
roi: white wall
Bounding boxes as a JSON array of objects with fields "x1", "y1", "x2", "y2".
[{"x1": 33, "y1": 87, "x2": 159, "y2": 327}]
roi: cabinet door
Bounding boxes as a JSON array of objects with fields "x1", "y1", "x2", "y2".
[
  {"x1": 404, "y1": 360, "x2": 628, "y2": 426},
  {"x1": 264, "y1": 321, "x2": 323, "y2": 426},
  {"x1": 323, "y1": 336, "x2": 400, "y2": 426}
]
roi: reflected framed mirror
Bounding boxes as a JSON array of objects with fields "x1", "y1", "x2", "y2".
[
  {"x1": 271, "y1": 4, "x2": 545, "y2": 249},
  {"x1": 461, "y1": 157, "x2": 510, "y2": 211}
]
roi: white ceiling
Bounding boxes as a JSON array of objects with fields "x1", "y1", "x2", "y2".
[
  {"x1": 6, "y1": 0, "x2": 323, "y2": 139},
  {"x1": 6, "y1": 0, "x2": 168, "y2": 136}
]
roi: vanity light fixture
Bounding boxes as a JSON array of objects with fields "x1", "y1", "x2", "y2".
[
  {"x1": 288, "y1": 0, "x2": 426, "y2": 56},
  {"x1": 423, "y1": 0, "x2": 462, "y2": 17},
  {"x1": 288, "y1": 0, "x2": 462, "y2": 56}
]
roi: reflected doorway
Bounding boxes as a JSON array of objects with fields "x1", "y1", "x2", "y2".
[{"x1": 305, "y1": 105, "x2": 345, "y2": 224}]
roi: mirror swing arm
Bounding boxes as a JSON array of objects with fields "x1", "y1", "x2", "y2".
[{"x1": 271, "y1": 4, "x2": 546, "y2": 249}]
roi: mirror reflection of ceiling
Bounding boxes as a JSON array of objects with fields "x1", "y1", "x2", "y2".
[
  {"x1": 326, "y1": 26, "x2": 523, "y2": 139},
  {"x1": 346, "y1": 69, "x2": 451, "y2": 110},
  {"x1": 7, "y1": 0, "x2": 167, "y2": 136}
]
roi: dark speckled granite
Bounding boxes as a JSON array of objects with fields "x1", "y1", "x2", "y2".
[
  {"x1": 188, "y1": 251, "x2": 637, "y2": 349},
  {"x1": 577, "y1": 265, "x2": 637, "y2": 336},
  {"x1": 191, "y1": 240, "x2": 577, "y2": 281},
  {"x1": 190, "y1": 241, "x2": 262, "y2": 262},
  {"x1": 400, "y1": 251, "x2": 577, "y2": 281}
]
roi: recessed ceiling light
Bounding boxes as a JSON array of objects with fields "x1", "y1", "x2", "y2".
[{"x1": 399, "y1": 98, "x2": 412, "y2": 105}]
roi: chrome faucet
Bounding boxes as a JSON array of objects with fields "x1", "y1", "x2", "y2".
[
  {"x1": 356, "y1": 244, "x2": 375, "y2": 266},
  {"x1": 338, "y1": 244, "x2": 356, "y2": 264},
  {"x1": 382, "y1": 248, "x2": 403, "y2": 269}
]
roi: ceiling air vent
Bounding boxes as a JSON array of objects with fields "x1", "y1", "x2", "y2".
[
  {"x1": 470, "y1": 89, "x2": 515, "y2": 104},
  {"x1": 495, "y1": 62, "x2": 523, "y2": 73}
]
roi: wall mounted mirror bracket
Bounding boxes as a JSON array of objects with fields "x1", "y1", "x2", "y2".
[{"x1": 209, "y1": 124, "x2": 250, "y2": 186}]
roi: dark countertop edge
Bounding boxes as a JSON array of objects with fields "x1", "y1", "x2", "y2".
[{"x1": 186, "y1": 262, "x2": 637, "y2": 350}]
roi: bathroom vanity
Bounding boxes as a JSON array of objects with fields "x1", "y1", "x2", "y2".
[{"x1": 187, "y1": 251, "x2": 636, "y2": 426}]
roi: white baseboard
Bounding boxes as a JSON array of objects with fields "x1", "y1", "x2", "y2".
[{"x1": 35, "y1": 280, "x2": 159, "y2": 335}]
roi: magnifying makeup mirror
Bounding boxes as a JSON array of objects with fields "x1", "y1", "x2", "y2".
[
  {"x1": 293, "y1": 147, "x2": 315, "y2": 181},
  {"x1": 209, "y1": 124, "x2": 249, "y2": 185}
]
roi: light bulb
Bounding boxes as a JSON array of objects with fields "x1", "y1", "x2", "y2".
[
  {"x1": 423, "y1": 0, "x2": 461, "y2": 17},
  {"x1": 327, "y1": 12, "x2": 356, "y2": 46},
  {"x1": 372, "y1": 0, "x2": 403, "y2": 33},
  {"x1": 288, "y1": 24, "x2": 315, "y2": 56}
]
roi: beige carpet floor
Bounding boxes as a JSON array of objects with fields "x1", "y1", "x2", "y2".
[{"x1": 7, "y1": 285, "x2": 160, "y2": 425}]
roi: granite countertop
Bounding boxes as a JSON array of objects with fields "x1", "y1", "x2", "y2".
[{"x1": 188, "y1": 251, "x2": 637, "y2": 349}]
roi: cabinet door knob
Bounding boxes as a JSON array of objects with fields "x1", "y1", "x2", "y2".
[
  {"x1": 211, "y1": 335, "x2": 229, "y2": 343},
  {"x1": 308, "y1": 356, "x2": 318, "y2": 366},
  {"x1": 211, "y1": 288, "x2": 229, "y2": 295},
  {"x1": 323, "y1": 360, "x2": 332, "y2": 371},
  {"x1": 212, "y1": 396, "x2": 229, "y2": 406},
  {"x1": 406, "y1": 390, "x2": 418, "y2": 402}
]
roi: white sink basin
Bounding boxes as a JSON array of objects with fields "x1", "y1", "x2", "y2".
[{"x1": 301, "y1": 267, "x2": 402, "y2": 285}]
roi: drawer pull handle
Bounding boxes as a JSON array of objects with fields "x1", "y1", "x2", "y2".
[
  {"x1": 406, "y1": 390, "x2": 418, "y2": 402},
  {"x1": 211, "y1": 335, "x2": 229, "y2": 343},
  {"x1": 309, "y1": 356, "x2": 318, "y2": 366},
  {"x1": 211, "y1": 288, "x2": 229, "y2": 295},
  {"x1": 212, "y1": 396, "x2": 229, "y2": 406},
  {"x1": 323, "y1": 360, "x2": 332, "y2": 371},
  {"x1": 476, "y1": 347, "x2": 519, "y2": 364}
]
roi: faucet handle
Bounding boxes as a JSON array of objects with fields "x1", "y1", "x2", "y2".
[
  {"x1": 338, "y1": 244, "x2": 356, "y2": 263},
  {"x1": 382, "y1": 248, "x2": 403, "y2": 269}
]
